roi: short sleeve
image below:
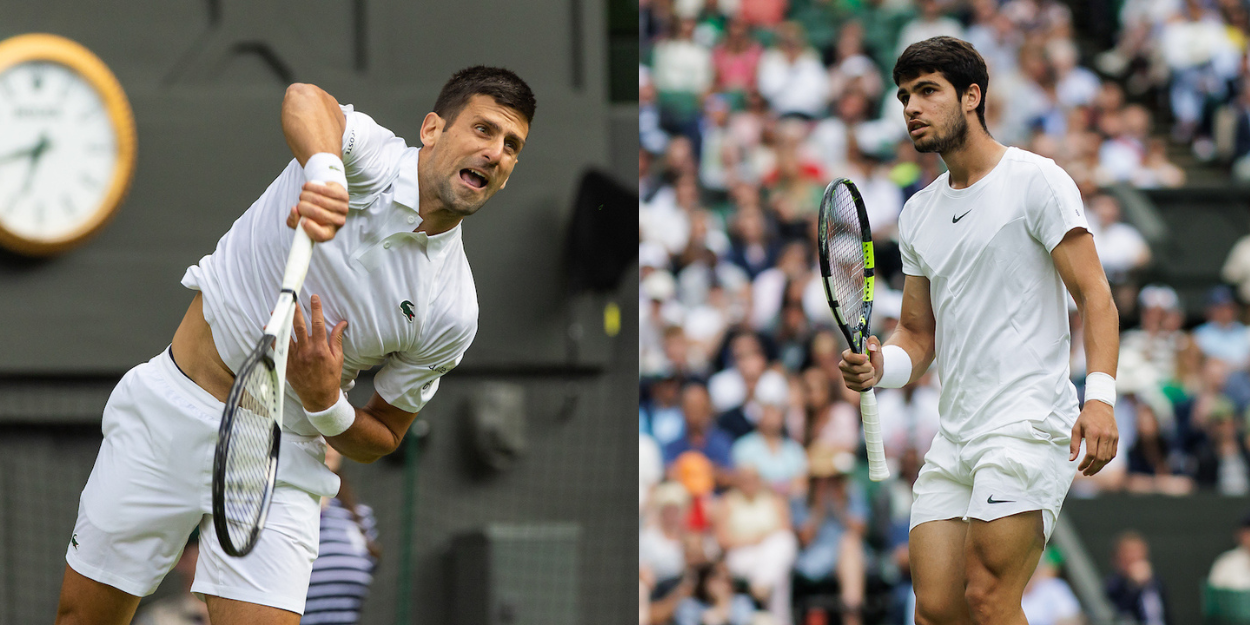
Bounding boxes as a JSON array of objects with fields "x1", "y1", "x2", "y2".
[
  {"x1": 373, "y1": 317, "x2": 476, "y2": 413},
  {"x1": 1027, "y1": 161, "x2": 1090, "y2": 252},
  {"x1": 898, "y1": 204, "x2": 924, "y2": 276},
  {"x1": 339, "y1": 104, "x2": 408, "y2": 206}
]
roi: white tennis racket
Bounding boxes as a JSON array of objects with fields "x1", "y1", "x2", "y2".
[{"x1": 212, "y1": 217, "x2": 316, "y2": 557}]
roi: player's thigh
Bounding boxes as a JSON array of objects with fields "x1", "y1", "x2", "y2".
[
  {"x1": 909, "y1": 518, "x2": 973, "y2": 625},
  {"x1": 205, "y1": 595, "x2": 300, "y2": 625},
  {"x1": 964, "y1": 511, "x2": 1045, "y2": 604},
  {"x1": 54, "y1": 565, "x2": 141, "y2": 625}
]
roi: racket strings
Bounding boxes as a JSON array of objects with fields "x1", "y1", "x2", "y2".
[
  {"x1": 222, "y1": 365, "x2": 279, "y2": 548},
  {"x1": 823, "y1": 185, "x2": 866, "y2": 327}
]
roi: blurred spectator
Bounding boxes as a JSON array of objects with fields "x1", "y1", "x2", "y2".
[
  {"x1": 653, "y1": 17, "x2": 715, "y2": 132},
  {"x1": 642, "y1": 374, "x2": 687, "y2": 448},
  {"x1": 792, "y1": 445, "x2": 868, "y2": 625},
  {"x1": 1088, "y1": 193, "x2": 1151, "y2": 285},
  {"x1": 641, "y1": 482, "x2": 696, "y2": 584},
  {"x1": 1123, "y1": 392, "x2": 1193, "y2": 495},
  {"x1": 801, "y1": 366, "x2": 863, "y2": 453},
  {"x1": 1209, "y1": 513, "x2": 1250, "y2": 589},
  {"x1": 302, "y1": 447, "x2": 379, "y2": 625},
  {"x1": 1021, "y1": 548, "x2": 1084, "y2": 625},
  {"x1": 731, "y1": 373, "x2": 808, "y2": 497},
  {"x1": 827, "y1": 21, "x2": 886, "y2": 105},
  {"x1": 642, "y1": 432, "x2": 665, "y2": 511},
  {"x1": 132, "y1": 533, "x2": 207, "y2": 625},
  {"x1": 672, "y1": 560, "x2": 762, "y2": 625},
  {"x1": 1161, "y1": 0, "x2": 1240, "y2": 150},
  {"x1": 712, "y1": 18, "x2": 765, "y2": 95},
  {"x1": 736, "y1": 0, "x2": 789, "y2": 29},
  {"x1": 713, "y1": 464, "x2": 799, "y2": 623},
  {"x1": 1105, "y1": 530, "x2": 1170, "y2": 625},
  {"x1": 1098, "y1": 104, "x2": 1153, "y2": 184},
  {"x1": 665, "y1": 383, "x2": 737, "y2": 485},
  {"x1": 1230, "y1": 82, "x2": 1250, "y2": 182},
  {"x1": 726, "y1": 205, "x2": 780, "y2": 280},
  {"x1": 1191, "y1": 396, "x2": 1250, "y2": 495},
  {"x1": 895, "y1": 0, "x2": 965, "y2": 59},
  {"x1": 1049, "y1": 38, "x2": 1101, "y2": 110},
  {"x1": 1194, "y1": 286, "x2": 1250, "y2": 369},
  {"x1": 877, "y1": 370, "x2": 943, "y2": 460},
  {"x1": 1119, "y1": 284, "x2": 1186, "y2": 386},
  {"x1": 709, "y1": 333, "x2": 776, "y2": 436},
  {"x1": 757, "y1": 22, "x2": 829, "y2": 119},
  {"x1": 1223, "y1": 215, "x2": 1250, "y2": 304},
  {"x1": 1134, "y1": 137, "x2": 1186, "y2": 188}
]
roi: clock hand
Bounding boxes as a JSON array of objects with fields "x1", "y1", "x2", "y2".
[
  {"x1": 18, "y1": 134, "x2": 52, "y2": 195},
  {"x1": 0, "y1": 141, "x2": 43, "y2": 165}
]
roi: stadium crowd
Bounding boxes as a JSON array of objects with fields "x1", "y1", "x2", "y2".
[{"x1": 638, "y1": 0, "x2": 1250, "y2": 622}]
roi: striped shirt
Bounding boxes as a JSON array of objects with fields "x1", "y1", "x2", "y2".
[{"x1": 301, "y1": 499, "x2": 378, "y2": 624}]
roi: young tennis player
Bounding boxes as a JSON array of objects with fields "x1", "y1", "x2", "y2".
[
  {"x1": 55, "y1": 66, "x2": 534, "y2": 625},
  {"x1": 838, "y1": 37, "x2": 1119, "y2": 625}
]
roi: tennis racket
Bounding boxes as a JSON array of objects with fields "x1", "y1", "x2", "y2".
[
  {"x1": 816, "y1": 178, "x2": 889, "y2": 482},
  {"x1": 212, "y1": 218, "x2": 316, "y2": 557}
]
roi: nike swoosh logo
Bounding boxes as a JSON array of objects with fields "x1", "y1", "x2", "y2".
[
  {"x1": 987, "y1": 495, "x2": 1014, "y2": 504},
  {"x1": 952, "y1": 210, "x2": 972, "y2": 223}
]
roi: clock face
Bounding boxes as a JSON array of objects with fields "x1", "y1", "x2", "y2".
[
  {"x1": 0, "y1": 34, "x2": 135, "y2": 256},
  {"x1": 0, "y1": 61, "x2": 118, "y2": 242}
]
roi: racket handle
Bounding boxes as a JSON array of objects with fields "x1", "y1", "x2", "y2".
[{"x1": 860, "y1": 389, "x2": 890, "y2": 482}]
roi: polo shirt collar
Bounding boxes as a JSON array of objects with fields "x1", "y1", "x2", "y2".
[{"x1": 393, "y1": 147, "x2": 421, "y2": 212}]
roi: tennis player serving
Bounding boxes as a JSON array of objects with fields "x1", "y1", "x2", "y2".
[
  {"x1": 838, "y1": 37, "x2": 1118, "y2": 625},
  {"x1": 55, "y1": 66, "x2": 534, "y2": 624}
]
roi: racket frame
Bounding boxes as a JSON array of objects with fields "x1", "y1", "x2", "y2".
[
  {"x1": 212, "y1": 220, "x2": 316, "y2": 556},
  {"x1": 817, "y1": 178, "x2": 889, "y2": 482}
]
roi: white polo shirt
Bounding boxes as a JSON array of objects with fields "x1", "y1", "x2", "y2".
[
  {"x1": 183, "y1": 104, "x2": 478, "y2": 436},
  {"x1": 897, "y1": 147, "x2": 1088, "y2": 443}
]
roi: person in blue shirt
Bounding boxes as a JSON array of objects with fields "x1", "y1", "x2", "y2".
[
  {"x1": 663, "y1": 382, "x2": 736, "y2": 487},
  {"x1": 1194, "y1": 286, "x2": 1250, "y2": 369},
  {"x1": 792, "y1": 444, "x2": 869, "y2": 625}
]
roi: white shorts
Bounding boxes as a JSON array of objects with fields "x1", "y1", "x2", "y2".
[
  {"x1": 909, "y1": 418, "x2": 1079, "y2": 542},
  {"x1": 66, "y1": 349, "x2": 340, "y2": 613}
]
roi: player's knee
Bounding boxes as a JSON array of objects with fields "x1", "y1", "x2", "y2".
[
  {"x1": 963, "y1": 576, "x2": 1014, "y2": 624},
  {"x1": 914, "y1": 592, "x2": 966, "y2": 625}
]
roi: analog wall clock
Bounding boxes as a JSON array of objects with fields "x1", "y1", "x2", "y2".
[{"x1": 0, "y1": 33, "x2": 136, "y2": 256}]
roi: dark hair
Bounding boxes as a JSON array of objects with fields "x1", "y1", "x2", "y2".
[
  {"x1": 433, "y1": 65, "x2": 536, "y2": 126},
  {"x1": 893, "y1": 36, "x2": 989, "y2": 131}
]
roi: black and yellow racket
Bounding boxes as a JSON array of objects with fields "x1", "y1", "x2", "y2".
[{"x1": 816, "y1": 178, "x2": 889, "y2": 481}]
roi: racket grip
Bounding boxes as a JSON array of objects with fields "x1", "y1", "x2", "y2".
[{"x1": 860, "y1": 389, "x2": 890, "y2": 481}]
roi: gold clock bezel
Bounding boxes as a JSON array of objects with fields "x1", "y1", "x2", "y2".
[{"x1": 0, "y1": 33, "x2": 136, "y2": 257}]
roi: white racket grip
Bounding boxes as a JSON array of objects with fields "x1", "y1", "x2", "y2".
[
  {"x1": 282, "y1": 221, "x2": 315, "y2": 293},
  {"x1": 860, "y1": 389, "x2": 890, "y2": 481}
]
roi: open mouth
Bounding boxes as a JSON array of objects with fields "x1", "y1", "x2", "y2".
[{"x1": 459, "y1": 169, "x2": 488, "y2": 189}]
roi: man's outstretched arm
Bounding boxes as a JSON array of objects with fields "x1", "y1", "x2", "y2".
[
  {"x1": 1053, "y1": 228, "x2": 1120, "y2": 475},
  {"x1": 281, "y1": 83, "x2": 349, "y2": 242}
]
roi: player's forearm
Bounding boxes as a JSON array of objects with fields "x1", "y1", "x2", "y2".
[
  {"x1": 1080, "y1": 288, "x2": 1120, "y2": 378},
  {"x1": 884, "y1": 325, "x2": 935, "y2": 385},
  {"x1": 326, "y1": 409, "x2": 403, "y2": 463},
  {"x1": 281, "y1": 83, "x2": 346, "y2": 166}
]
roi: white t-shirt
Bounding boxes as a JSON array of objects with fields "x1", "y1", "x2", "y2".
[
  {"x1": 183, "y1": 105, "x2": 477, "y2": 435},
  {"x1": 897, "y1": 147, "x2": 1086, "y2": 442}
]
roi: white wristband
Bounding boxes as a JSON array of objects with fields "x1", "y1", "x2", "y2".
[
  {"x1": 304, "y1": 390, "x2": 356, "y2": 437},
  {"x1": 1084, "y1": 372, "x2": 1116, "y2": 408},
  {"x1": 877, "y1": 344, "x2": 913, "y2": 389},
  {"x1": 303, "y1": 153, "x2": 348, "y2": 192}
]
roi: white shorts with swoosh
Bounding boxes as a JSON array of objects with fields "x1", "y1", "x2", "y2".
[{"x1": 909, "y1": 418, "x2": 1079, "y2": 542}]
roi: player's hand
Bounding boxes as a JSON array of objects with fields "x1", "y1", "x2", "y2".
[
  {"x1": 1070, "y1": 399, "x2": 1118, "y2": 476},
  {"x1": 838, "y1": 335, "x2": 883, "y2": 391},
  {"x1": 287, "y1": 181, "x2": 348, "y2": 242},
  {"x1": 287, "y1": 294, "x2": 348, "y2": 411}
]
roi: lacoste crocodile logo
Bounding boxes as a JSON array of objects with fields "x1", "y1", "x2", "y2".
[{"x1": 400, "y1": 300, "x2": 415, "y2": 322}]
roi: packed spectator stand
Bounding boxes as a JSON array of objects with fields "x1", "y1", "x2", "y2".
[{"x1": 638, "y1": 0, "x2": 1250, "y2": 622}]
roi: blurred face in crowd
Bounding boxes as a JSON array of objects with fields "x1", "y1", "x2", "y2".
[
  {"x1": 1209, "y1": 301, "x2": 1238, "y2": 326},
  {"x1": 897, "y1": 71, "x2": 975, "y2": 154},
  {"x1": 1114, "y1": 536, "x2": 1150, "y2": 574},
  {"x1": 732, "y1": 335, "x2": 767, "y2": 382},
  {"x1": 1090, "y1": 194, "x2": 1121, "y2": 228},
  {"x1": 681, "y1": 385, "x2": 714, "y2": 430},
  {"x1": 735, "y1": 207, "x2": 767, "y2": 245},
  {"x1": 757, "y1": 404, "x2": 785, "y2": 437},
  {"x1": 803, "y1": 368, "x2": 832, "y2": 409},
  {"x1": 738, "y1": 465, "x2": 763, "y2": 496},
  {"x1": 659, "y1": 500, "x2": 685, "y2": 533}
]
